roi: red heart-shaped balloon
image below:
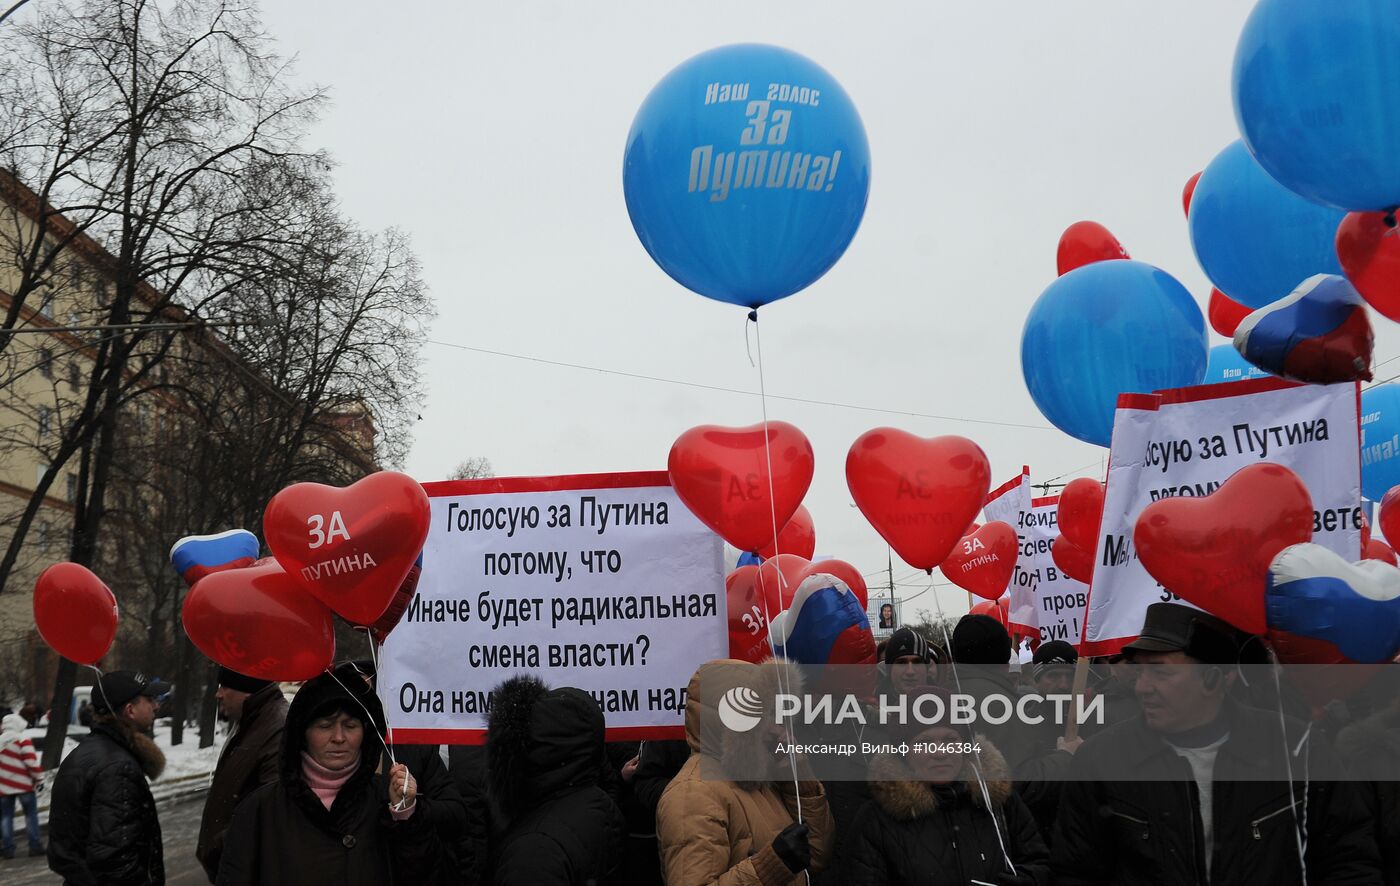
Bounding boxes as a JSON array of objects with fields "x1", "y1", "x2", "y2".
[
  {"x1": 756, "y1": 553, "x2": 871, "y2": 611},
  {"x1": 1364, "y1": 538, "x2": 1398, "y2": 567},
  {"x1": 1337, "y1": 211, "x2": 1400, "y2": 322},
  {"x1": 969, "y1": 596, "x2": 1010, "y2": 627},
  {"x1": 1051, "y1": 535, "x2": 1094, "y2": 584},
  {"x1": 725, "y1": 566, "x2": 776, "y2": 663},
  {"x1": 941, "y1": 522, "x2": 1018, "y2": 600},
  {"x1": 1058, "y1": 478, "x2": 1105, "y2": 552},
  {"x1": 1208, "y1": 288, "x2": 1253, "y2": 338},
  {"x1": 1134, "y1": 463, "x2": 1314, "y2": 634},
  {"x1": 1380, "y1": 487, "x2": 1400, "y2": 548},
  {"x1": 847, "y1": 430, "x2": 991, "y2": 571},
  {"x1": 1056, "y1": 221, "x2": 1130, "y2": 276},
  {"x1": 367, "y1": 557, "x2": 422, "y2": 644},
  {"x1": 33, "y1": 563, "x2": 117, "y2": 666},
  {"x1": 757, "y1": 504, "x2": 816, "y2": 560},
  {"x1": 1182, "y1": 171, "x2": 1202, "y2": 218},
  {"x1": 183, "y1": 562, "x2": 335, "y2": 681},
  {"x1": 668, "y1": 422, "x2": 815, "y2": 554},
  {"x1": 264, "y1": 471, "x2": 431, "y2": 626}
]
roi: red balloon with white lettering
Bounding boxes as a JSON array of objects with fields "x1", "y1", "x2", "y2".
[
  {"x1": 940, "y1": 522, "x2": 1018, "y2": 600},
  {"x1": 264, "y1": 471, "x2": 431, "y2": 626},
  {"x1": 725, "y1": 566, "x2": 776, "y2": 663}
]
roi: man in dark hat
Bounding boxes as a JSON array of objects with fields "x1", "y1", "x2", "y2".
[
  {"x1": 883, "y1": 626, "x2": 939, "y2": 695},
  {"x1": 1051, "y1": 602, "x2": 1382, "y2": 885},
  {"x1": 195, "y1": 666, "x2": 288, "y2": 881},
  {"x1": 1030, "y1": 639, "x2": 1077, "y2": 697},
  {"x1": 48, "y1": 670, "x2": 169, "y2": 885},
  {"x1": 947, "y1": 614, "x2": 1039, "y2": 771}
]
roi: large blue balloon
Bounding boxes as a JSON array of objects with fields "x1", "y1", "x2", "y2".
[
  {"x1": 1188, "y1": 141, "x2": 1345, "y2": 310},
  {"x1": 1361, "y1": 384, "x2": 1400, "y2": 501},
  {"x1": 1235, "y1": 0, "x2": 1400, "y2": 211},
  {"x1": 1021, "y1": 261, "x2": 1208, "y2": 447},
  {"x1": 623, "y1": 45, "x2": 871, "y2": 309},
  {"x1": 1204, "y1": 343, "x2": 1273, "y2": 385}
]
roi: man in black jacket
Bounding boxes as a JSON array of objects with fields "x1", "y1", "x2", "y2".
[
  {"x1": 1051, "y1": 603, "x2": 1383, "y2": 886},
  {"x1": 48, "y1": 670, "x2": 168, "y2": 886}
]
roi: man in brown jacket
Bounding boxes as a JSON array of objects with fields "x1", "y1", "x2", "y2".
[
  {"x1": 657, "y1": 659, "x2": 834, "y2": 886},
  {"x1": 195, "y1": 667, "x2": 287, "y2": 881}
]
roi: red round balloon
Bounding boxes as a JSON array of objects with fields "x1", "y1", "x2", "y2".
[
  {"x1": 668, "y1": 422, "x2": 814, "y2": 555},
  {"x1": 183, "y1": 561, "x2": 336, "y2": 681},
  {"x1": 33, "y1": 562, "x2": 117, "y2": 666},
  {"x1": 755, "y1": 553, "x2": 870, "y2": 610},
  {"x1": 1133, "y1": 463, "x2": 1314, "y2": 634},
  {"x1": 1381, "y1": 487, "x2": 1400, "y2": 549},
  {"x1": 1364, "y1": 538, "x2": 1398, "y2": 566},
  {"x1": 1362, "y1": 513, "x2": 1373, "y2": 548},
  {"x1": 1182, "y1": 171, "x2": 1202, "y2": 218},
  {"x1": 1208, "y1": 288, "x2": 1252, "y2": 338},
  {"x1": 1337, "y1": 211, "x2": 1400, "y2": 322},
  {"x1": 940, "y1": 522, "x2": 1018, "y2": 600},
  {"x1": 264, "y1": 471, "x2": 431, "y2": 626},
  {"x1": 757, "y1": 504, "x2": 816, "y2": 560},
  {"x1": 811, "y1": 558, "x2": 870, "y2": 610},
  {"x1": 1056, "y1": 221, "x2": 1130, "y2": 276},
  {"x1": 846, "y1": 430, "x2": 991, "y2": 571},
  {"x1": 1057, "y1": 478, "x2": 1105, "y2": 552},
  {"x1": 969, "y1": 596, "x2": 1011, "y2": 627},
  {"x1": 1051, "y1": 535, "x2": 1095, "y2": 585},
  {"x1": 725, "y1": 566, "x2": 776, "y2": 663}
]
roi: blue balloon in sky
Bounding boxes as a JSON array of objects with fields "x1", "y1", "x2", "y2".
[
  {"x1": 623, "y1": 44, "x2": 871, "y2": 309},
  {"x1": 1235, "y1": 0, "x2": 1400, "y2": 211},
  {"x1": 1361, "y1": 384, "x2": 1400, "y2": 501},
  {"x1": 1188, "y1": 141, "x2": 1345, "y2": 310},
  {"x1": 1022, "y1": 261, "x2": 1208, "y2": 447},
  {"x1": 1204, "y1": 343, "x2": 1272, "y2": 385}
]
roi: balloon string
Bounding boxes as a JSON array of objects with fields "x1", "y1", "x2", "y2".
[
  {"x1": 744, "y1": 311, "x2": 756, "y2": 368},
  {"x1": 88, "y1": 664, "x2": 112, "y2": 717},
  {"x1": 751, "y1": 310, "x2": 805, "y2": 849},
  {"x1": 327, "y1": 650, "x2": 408, "y2": 812},
  {"x1": 1269, "y1": 655, "x2": 1308, "y2": 880},
  {"x1": 927, "y1": 571, "x2": 1018, "y2": 877}
]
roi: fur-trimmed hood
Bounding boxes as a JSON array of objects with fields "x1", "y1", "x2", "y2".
[
  {"x1": 92, "y1": 715, "x2": 166, "y2": 780},
  {"x1": 865, "y1": 735, "x2": 1010, "y2": 821},
  {"x1": 486, "y1": 675, "x2": 604, "y2": 824},
  {"x1": 684, "y1": 657, "x2": 801, "y2": 759}
]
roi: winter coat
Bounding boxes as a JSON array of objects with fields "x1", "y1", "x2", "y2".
[
  {"x1": 197, "y1": 683, "x2": 289, "y2": 880},
  {"x1": 1051, "y1": 701, "x2": 1382, "y2": 886},
  {"x1": 657, "y1": 659, "x2": 835, "y2": 886},
  {"x1": 632, "y1": 738, "x2": 689, "y2": 813},
  {"x1": 843, "y1": 738, "x2": 1052, "y2": 886},
  {"x1": 47, "y1": 716, "x2": 166, "y2": 886},
  {"x1": 1335, "y1": 702, "x2": 1400, "y2": 886},
  {"x1": 485, "y1": 677, "x2": 625, "y2": 885},
  {"x1": 0, "y1": 712, "x2": 43, "y2": 795},
  {"x1": 446, "y1": 744, "x2": 491, "y2": 886},
  {"x1": 216, "y1": 672, "x2": 448, "y2": 886},
  {"x1": 950, "y1": 667, "x2": 1040, "y2": 771}
]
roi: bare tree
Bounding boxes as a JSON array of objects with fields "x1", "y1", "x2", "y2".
[{"x1": 449, "y1": 457, "x2": 494, "y2": 481}]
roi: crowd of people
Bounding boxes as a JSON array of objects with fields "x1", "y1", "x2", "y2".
[{"x1": 12, "y1": 601, "x2": 1398, "y2": 884}]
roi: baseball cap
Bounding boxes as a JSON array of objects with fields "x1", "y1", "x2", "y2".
[{"x1": 91, "y1": 670, "x2": 171, "y2": 714}]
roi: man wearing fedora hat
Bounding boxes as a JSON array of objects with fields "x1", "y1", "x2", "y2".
[
  {"x1": 48, "y1": 670, "x2": 169, "y2": 885},
  {"x1": 1050, "y1": 603, "x2": 1381, "y2": 885}
]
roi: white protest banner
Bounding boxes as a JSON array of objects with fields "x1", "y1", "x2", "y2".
[
  {"x1": 984, "y1": 469, "x2": 1090, "y2": 645},
  {"x1": 1082, "y1": 379, "x2": 1361, "y2": 655},
  {"x1": 379, "y1": 472, "x2": 726, "y2": 743}
]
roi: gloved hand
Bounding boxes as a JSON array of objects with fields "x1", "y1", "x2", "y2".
[
  {"x1": 771, "y1": 822, "x2": 811, "y2": 873},
  {"x1": 991, "y1": 868, "x2": 1038, "y2": 886}
]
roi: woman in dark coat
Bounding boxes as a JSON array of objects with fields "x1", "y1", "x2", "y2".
[
  {"x1": 844, "y1": 722, "x2": 1051, "y2": 886},
  {"x1": 216, "y1": 671, "x2": 447, "y2": 885},
  {"x1": 486, "y1": 675, "x2": 625, "y2": 885}
]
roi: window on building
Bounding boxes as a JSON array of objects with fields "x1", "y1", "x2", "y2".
[
  {"x1": 37, "y1": 520, "x2": 50, "y2": 551},
  {"x1": 68, "y1": 360, "x2": 81, "y2": 389},
  {"x1": 69, "y1": 262, "x2": 83, "y2": 289},
  {"x1": 38, "y1": 347, "x2": 53, "y2": 379},
  {"x1": 38, "y1": 294, "x2": 55, "y2": 319},
  {"x1": 36, "y1": 464, "x2": 49, "y2": 488},
  {"x1": 37, "y1": 406, "x2": 51, "y2": 438},
  {"x1": 66, "y1": 473, "x2": 78, "y2": 502}
]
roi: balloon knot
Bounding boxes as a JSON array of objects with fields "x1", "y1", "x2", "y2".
[
  {"x1": 1385, "y1": 210, "x2": 1397, "y2": 229},
  {"x1": 747, "y1": 310, "x2": 758, "y2": 323}
]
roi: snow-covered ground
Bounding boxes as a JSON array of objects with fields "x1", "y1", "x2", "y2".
[{"x1": 14, "y1": 718, "x2": 223, "y2": 834}]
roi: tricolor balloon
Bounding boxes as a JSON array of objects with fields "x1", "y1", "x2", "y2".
[
  {"x1": 624, "y1": 44, "x2": 870, "y2": 308},
  {"x1": 1232, "y1": 275, "x2": 1373, "y2": 384}
]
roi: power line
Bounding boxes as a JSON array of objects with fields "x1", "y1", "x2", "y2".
[{"x1": 425, "y1": 338, "x2": 1056, "y2": 431}]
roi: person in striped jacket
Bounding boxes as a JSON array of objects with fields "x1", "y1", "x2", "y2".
[{"x1": 0, "y1": 712, "x2": 45, "y2": 859}]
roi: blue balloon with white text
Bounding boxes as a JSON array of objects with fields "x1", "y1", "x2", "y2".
[
  {"x1": 1021, "y1": 260, "x2": 1207, "y2": 447},
  {"x1": 623, "y1": 44, "x2": 871, "y2": 308},
  {"x1": 1361, "y1": 384, "x2": 1400, "y2": 502},
  {"x1": 1235, "y1": 0, "x2": 1400, "y2": 211},
  {"x1": 1188, "y1": 141, "x2": 1345, "y2": 310},
  {"x1": 1205, "y1": 343, "x2": 1272, "y2": 385}
]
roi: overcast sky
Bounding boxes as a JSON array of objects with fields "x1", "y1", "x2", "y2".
[{"x1": 258, "y1": 1, "x2": 1400, "y2": 619}]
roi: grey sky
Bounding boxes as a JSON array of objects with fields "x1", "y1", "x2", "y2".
[{"x1": 259, "y1": 1, "x2": 1400, "y2": 618}]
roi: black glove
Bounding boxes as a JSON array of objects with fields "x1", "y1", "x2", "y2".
[{"x1": 771, "y1": 821, "x2": 811, "y2": 873}]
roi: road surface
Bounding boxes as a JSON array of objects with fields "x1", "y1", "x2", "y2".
[{"x1": 3, "y1": 793, "x2": 210, "y2": 885}]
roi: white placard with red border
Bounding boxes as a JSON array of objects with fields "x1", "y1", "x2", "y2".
[
  {"x1": 378, "y1": 472, "x2": 726, "y2": 744},
  {"x1": 984, "y1": 470, "x2": 1089, "y2": 646},
  {"x1": 1081, "y1": 379, "x2": 1362, "y2": 655}
]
